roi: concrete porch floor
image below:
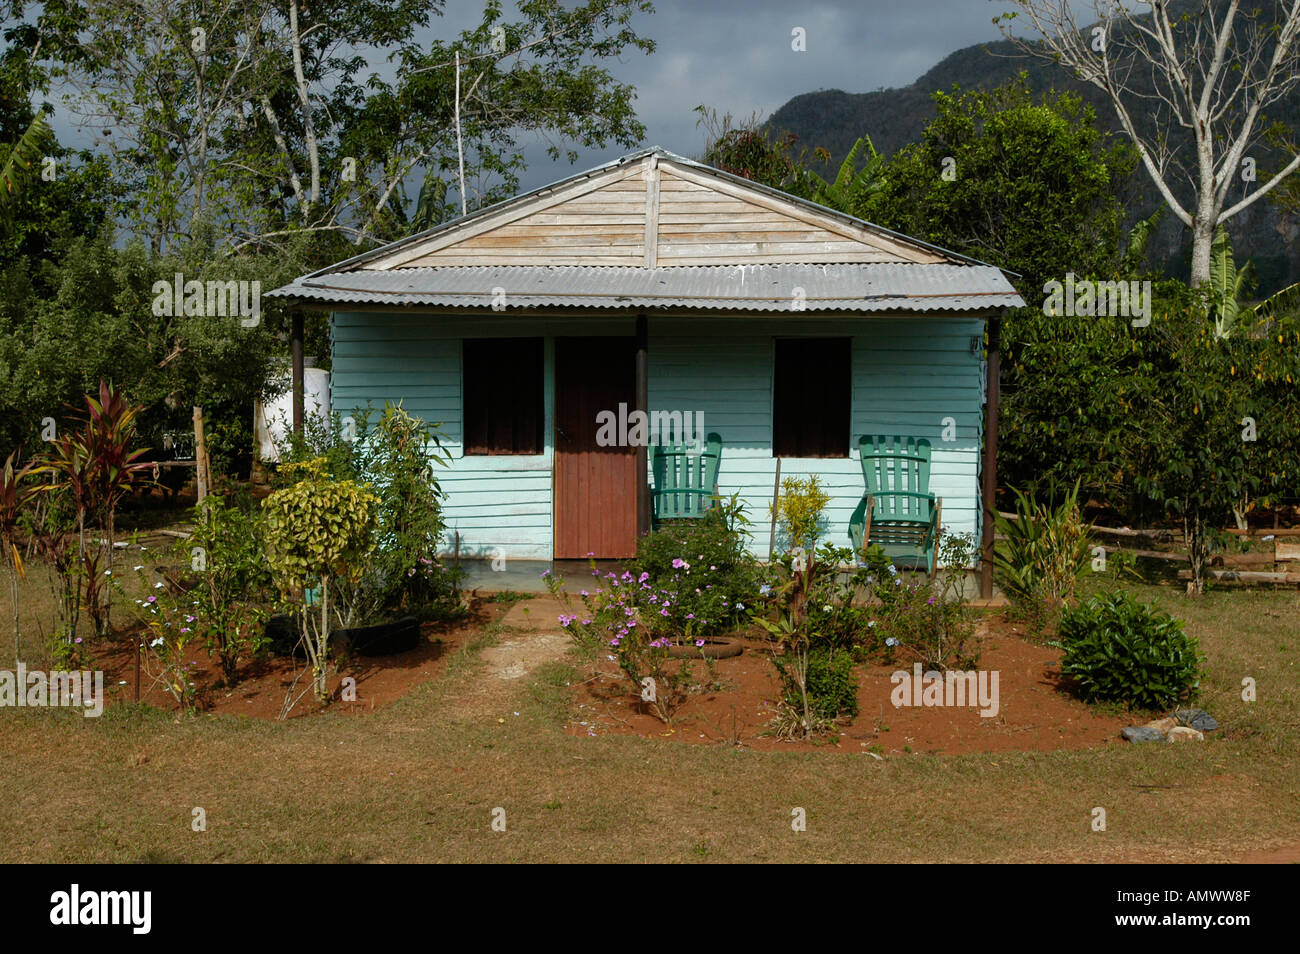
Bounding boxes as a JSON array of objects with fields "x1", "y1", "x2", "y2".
[{"x1": 452, "y1": 557, "x2": 1007, "y2": 605}]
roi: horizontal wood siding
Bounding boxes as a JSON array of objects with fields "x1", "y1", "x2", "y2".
[
  {"x1": 656, "y1": 171, "x2": 903, "y2": 266},
  {"x1": 647, "y1": 317, "x2": 985, "y2": 559},
  {"x1": 331, "y1": 312, "x2": 985, "y2": 563},
  {"x1": 401, "y1": 172, "x2": 648, "y2": 267}
]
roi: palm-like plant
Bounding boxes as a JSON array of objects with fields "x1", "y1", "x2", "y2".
[
  {"x1": 0, "y1": 451, "x2": 37, "y2": 663},
  {"x1": 0, "y1": 115, "x2": 55, "y2": 211},
  {"x1": 1209, "y1": 226, "x2": 1300, "y2": 338},
  {"x1": 803, "y1": 135, "x2": 888, "y2": 214},
  {"x1": 34, "y1": 381, "x2": 151, "y2": 636}
]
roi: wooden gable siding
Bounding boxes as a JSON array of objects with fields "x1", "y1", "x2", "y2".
[
  {"x1": 359, "y1": 156, "x2": 952, "y2": 270},
  {"x1": 655, "y1": 170, "x2": 922, "y2": 265},
  {"x1": 329, "y1": 311, "x2": 985, "y2": 563},
  {"x1": 379, "y1": 165, "x2": 650, "y2": 268}
]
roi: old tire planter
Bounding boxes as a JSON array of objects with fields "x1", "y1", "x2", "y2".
[
  {"x1": 666, "y1": 636, "x2": 744, "y2": 659},
  {"x1": 332, "y1": 616, "x2": 421, "y2": 657}
]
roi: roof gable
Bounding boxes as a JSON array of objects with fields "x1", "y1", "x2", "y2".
[{"x1": 361, "y1": 150, "x2": 952, "y2": 271}]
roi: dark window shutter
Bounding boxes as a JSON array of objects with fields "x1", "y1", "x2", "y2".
[
  {"x1": 463, "y1": 337, "x2": 544, "y2": 454},
  {"x1": 773, "y1": 338, "x2": 850, "y2": 458}
]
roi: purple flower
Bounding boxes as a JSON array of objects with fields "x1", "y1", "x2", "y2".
[
  {"x1": 695, "y1": 639, "x2": 705, "y2": 648},
  {"x1": 672, "y1": 558, "x2": 689, "y2": 569}
]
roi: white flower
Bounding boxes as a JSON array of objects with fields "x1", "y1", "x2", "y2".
[
  {"x1": 822, "y1": 604, "x2": 833, "y2": 612},
  {"x1": 103, "y1": 570, "x2": 112, "y2": 576},
  {"x1": 150, "y1": 637, "x2": 163, "y2": 648},
  {"x1": 153, "y1": 581, "x2": 164, "y2": 589},
  {"x1": 133, "y1": 565, "x2": 144, "y2": 571}
]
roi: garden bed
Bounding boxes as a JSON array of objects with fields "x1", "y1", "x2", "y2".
[
  {"x1": 90, "y1": 601, "x2": 497, "y2": 719},
  {"x1": 564, "y1": 613, "x2": 1132, "y2": 755}
]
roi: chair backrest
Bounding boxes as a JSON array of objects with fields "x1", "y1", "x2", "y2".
[
  {"x1": 857, "y1": 435, "x2": 932, "y2": 521},
  {"x1": 652, "y1": 432, "x2": 723, "y2": 519}
]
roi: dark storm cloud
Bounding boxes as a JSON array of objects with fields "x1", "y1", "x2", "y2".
[{"x1": 513, "y1": 0, "x2": 1030, "y2": 186}]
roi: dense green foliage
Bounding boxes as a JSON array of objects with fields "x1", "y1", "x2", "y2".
[
  {"x1": 1058, "y1": 591, "x2": 1202, "y2": 710},
  {"x1": 625, "y1": 498, "x2": 758, "y2": 637},
  {"x1": 188, "y1": 493, "x2": 275, "y2": 685},
  {"x1": 854, "y1": 80, "x2": 1134, "y2": 296}
]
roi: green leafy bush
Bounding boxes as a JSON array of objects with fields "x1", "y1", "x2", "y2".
[
  {"x1": 775, "y1": 647, "x2": 858, "y2": 721},
  {"x1": 188, "y1": 492, "x2": 274, "y2": 686},
  {"x1": 262, "y1": 458, "x2": 378, "y2": 705},
  {"x1": 1057, "y1": 591, "x2": 1203, "y2": 710},
  {"x1": 276, "y1": 403, "x2": 461, "y2": 619},
  {"x1": 625, "y1": 495, "x2": 757, "y2": 636}
]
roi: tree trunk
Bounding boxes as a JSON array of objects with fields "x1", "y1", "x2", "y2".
[
  {"x1": 1184, "y1": 512, "x2": 1208, "y2": 596},
  {"x1": 1189, "y1": 210, "x2": 1216, "y2": 287}
]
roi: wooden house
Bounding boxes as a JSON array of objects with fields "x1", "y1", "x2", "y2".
[{"x1": 268, "y1": 147, "x2": 1024, "y2": 592}]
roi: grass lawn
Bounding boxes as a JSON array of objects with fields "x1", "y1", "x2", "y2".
[{"x1": 1, "y1": 576, "x2": 1298, "y2": 863}]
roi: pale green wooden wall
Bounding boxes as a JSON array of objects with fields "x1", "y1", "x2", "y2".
[{"x1": 331, "y1": 312, "x2": 987, "y2": 561}]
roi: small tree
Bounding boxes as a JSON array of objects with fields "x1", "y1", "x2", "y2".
[
  {"x1": 262, "y1": 458, "x2": 377, "y2": 707},
  {"x1": 35, "y1": 381, "x2": 151, "y2": 636},
  {"x1": 188, "y1": 493, "x2": 275, "y2": 686},
  {"x1": 1124, "y1": 287, "x2": 1300, "y2": 593}
]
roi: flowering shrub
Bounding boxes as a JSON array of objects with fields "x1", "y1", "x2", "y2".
[
  {"x1": 547, "y1": 563, "x2": 705, "y2": 723},
  {"x1": 134, "y1": 581, "x2": 200, "y2": 711},
  {"x1": 871, "y1": 534, "x2": 980, "y2": 671},
  {"x1": 624, "y1": 495, "x2": 758, "y2": 636}
]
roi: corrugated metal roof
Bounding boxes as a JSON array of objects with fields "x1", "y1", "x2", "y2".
[{"x1": 266, "y1": 263, "x2": 1024, "y2": 313}]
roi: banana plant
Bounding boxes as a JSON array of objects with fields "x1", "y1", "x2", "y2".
[
  {"x1": 802, "y1": 135, "x2": 887, "y2": 214},
  {"x1": 1208, "y1": 226, "x2": 1300, "y2": 338},
  {"x1": 0, "y1": 115, "x2": 55, "y2": 211}
]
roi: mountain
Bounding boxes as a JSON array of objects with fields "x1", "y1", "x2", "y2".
[{"x1": 767, "y1": 22, "x2": 1300, "y2": 294}]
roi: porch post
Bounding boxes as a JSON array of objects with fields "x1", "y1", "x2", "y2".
[
  {"x1": 291, "y1": 311, "x2": 305, "y2": 435},
  {"x1": 979, "y1": 313, "x2": 1002, "y2": 599},
  {"x1": 635, "y1": 313, "x2": 650, "y2": 538}
]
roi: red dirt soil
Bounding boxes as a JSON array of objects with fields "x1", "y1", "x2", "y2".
[
  {"x1": 92, "y1": 601, "x2": 503, "y2": 720},
  {"x1": 566, "y1": 614, "x2": 1133, "y2": 754}
]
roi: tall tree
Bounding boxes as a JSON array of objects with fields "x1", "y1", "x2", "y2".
[
  {"x1": 47, "y1": 0, "x2": 655, "y2": 254},
  {"x1": 995, "y1": 0, "x2": 1300, "y2": 287}
]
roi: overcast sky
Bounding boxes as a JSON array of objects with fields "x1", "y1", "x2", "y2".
[
  {"x1": 41, "y1": 1, "x2": 1057, "y2": 200},
  {"x1": 445, "y1": 0, "x2": 1039, "y2": 190}
]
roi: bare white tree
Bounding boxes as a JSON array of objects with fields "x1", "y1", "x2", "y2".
[{"x1": 996, "y1": 0, "x2": 1300, "y2": 286}]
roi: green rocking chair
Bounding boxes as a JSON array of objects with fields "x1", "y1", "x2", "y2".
[
  {"x1": 848, "y1": 435, "x2": 942, "y2": 577},
  {"x1": 650, "y1": 432, "x2": 723, "y2": 525}
]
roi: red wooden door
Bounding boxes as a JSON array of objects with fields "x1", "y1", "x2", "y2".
[{"x1": 554, "y1": 337, "x2": 637, "y2": 559}]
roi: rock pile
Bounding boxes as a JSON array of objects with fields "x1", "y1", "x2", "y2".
[{"x1": 1121, "y1": 707, "x2": 1218, "y2": 743}]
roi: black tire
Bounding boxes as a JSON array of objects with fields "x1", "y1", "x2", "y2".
[{"x1": 332, "y1": 617, "x2": 421, "y2": 657}]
